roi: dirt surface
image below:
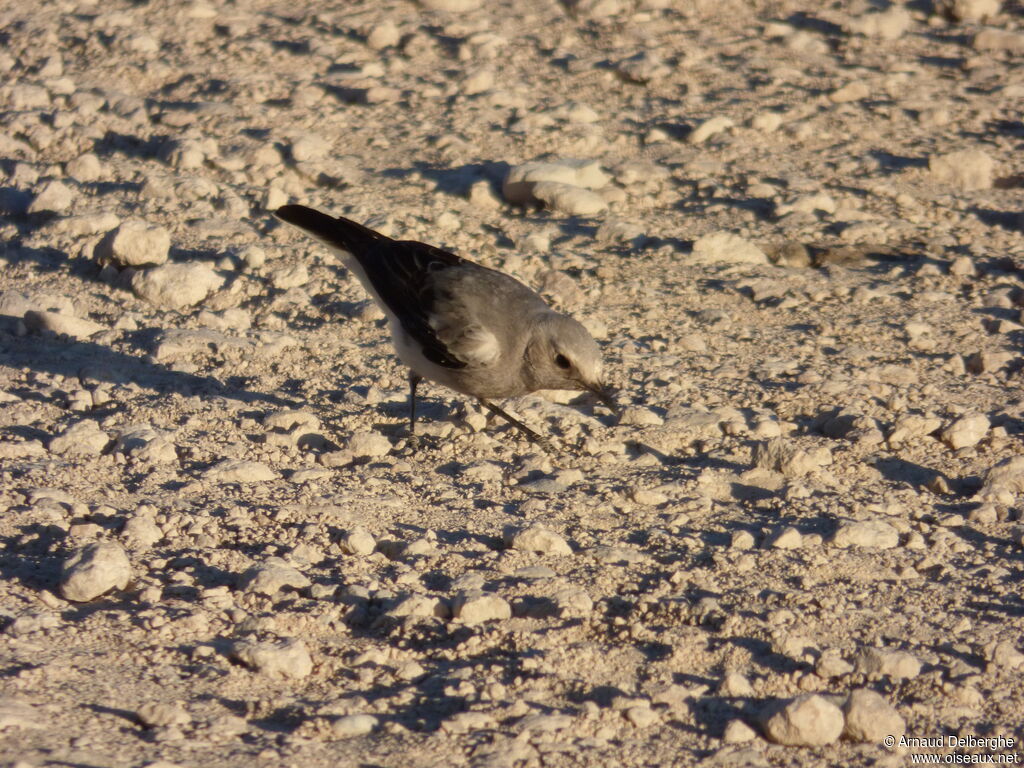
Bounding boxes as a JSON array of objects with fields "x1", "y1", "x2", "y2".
[{"x1": 2, "y1": 0, "x2": 1024, "y2": 766}]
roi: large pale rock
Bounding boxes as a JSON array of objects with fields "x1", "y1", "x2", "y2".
[
  {"x1": 854, "y1": 648, "x2": 921, "y2": 680},
  {"x1": 531, "y1": 182, "x2": 608, "y2": 216},
  {"x1": 332, "y1": 713, "x2": 378, "y2": 738},
  {"x1": 753, "y1": 438, "x2": 832, "y2": 477},
  {"x1": 95, "y1": 220, "x2": 171, "y2": 267},
  {"x1": 28, "y1": 180, "x2": 74, "y2": 214},
  {"x1": 831, "y1": 520, "x2": 899, "y2": 549},
  {"x1": 929, "y1": 149, "x2": 994, "y2": 190},
  {"x1": 131, "y1": 263, "x2": 224, "y2": 309},
  {"x1": 204, "y1": 458, "x2": 278, "y2": 483},
  {"x1": 692, "y1": 232, "x2": 768, "y2": 265},
  {"x1": 763, "y1": 694, "x2": 844, "y2": 746},
  {"x1": 49, "y1": 420, "x2": 110, "y2": 457},
  {"x1": 842, "y1": 689, "x2": 905, "y2": 742},
  {"x1": 241, "y1": 558, "x2": 311, "y2": 596},
  {"x1": 452, "y1": 591, "x2": 512, "y2": 624},
  {"x1": 24, "y1": 310, "x2": 104, "y2": 340},
  {"x1": 60, "y1": 542, "x2": 132, "y2": 602},
  {"x1": 504, "y1": 524, "x2": 573, "y2": 555},
  {"x1": 503, "y1": 159, "x2": 609, "y2": 205},
  {"x1": 232, "y1": 638, "x2": 312, "y2": 678},
  {"x1": 941, "y1": 413, "x2": 989, "y2": 450}
]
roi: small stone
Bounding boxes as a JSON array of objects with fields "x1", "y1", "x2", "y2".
[
  {"x1": 66, "y1": 153, "x2": 102, "y2": 182},
  {"x1": 462, "y1": 69, "x2": 494, "y2": 95},
  {"x1": 552, "y1": 587, "x2": 592, "y2": 618},
  {"x1": 24, "y1": 310, "x2": 104, "y2": 340},
  {"x1": 113, "y1": 425, "x2": 177, "y2": 464},
  {"x1": 0, "y1": 698, "x2": 43, "y2": 730},
  {"x1": 777, "y1": 192, "x2": 836, "y2": 217},
  {"x1": 332, "y1": 713, "x2": 378, "y2": 738},
  {"x1": 137, "y1": 702, "x2": 191, "y2": 728},
  {"x1": 503, "y1": 159, "x2": 609, "y2": 205},
  {"x1": 854, "y1": 648, "x2": 921, "y2": 680},
  {"x1": 204, "y1": 459, "x2": 278, "y2": 483},
  {"x1": 947, "y1": 0, "x2": 1001, "y2": 21},
  {"x1": 831, "y1": 520, "x2": 899, "y2": 549},
  {"x1": 769, "y1": 526, "x2": 803, "y2": 550},
  {"x1": 950, "y1": 255, "x2": 975, "y2": 276},
  {"x1": 443, "y1": 711, "x2": 495, "y2": 734},
  {"x1": 688, "y1": 116, "x2": 734, "y2": 144},
  {"x1": 987, "y1": 640, "x2": 1024, "y2": 669},
  {"x1": 95, "y1": 220, "x2": 171, "y2": 267},
  {"x1": 339, "y1": 527, "x2": 376, "y2": 556},
  {"x1": 122, "y1": 514, "x2": 162, "y2": 548},
  {"x1": 28, "y1": 180, "x2": 74, "y2": 214},
  {"x1": 420, "y1": 0, "x2": 482, "y2": 9},
  {"x1": 973, "y1": 28, "x2": 1024, "y2": 53},
  {"x1": 941, "y1": 413, "x2": 989, "y2": 450},
  {"x1": 238, "y1": 245, "x2": 266, "y2": 269},
  {"x1": 848, "y1": 6, "x2": 911, "y2": 39},
  {"x1": 719, "y1": 672, "x2": 755, "y2": 697},
  {"x1": 829, "y1": 80, "x2": 870, "y2": 104},
  {"x1": 131, "y1": 263, "x2": 224, "y2": 309},
  {"x1": 624, "y1": 705, "x2": 659, "y2": 728},
  {"x1": 762, "y1": 694, "x2": 844, "y2": 746},
  {"x1": 6, "y1": 611, "x2": 60, "y2": 636},
  {"x1": 929, "y1": 149, "x2": 994, "y2": 191},
  {"x1": 723, "y1": 719, "x2": 757, "y2": 743},
  {"x1": 731, "y1": 530, "x2": 756, "y2": 550},
  {"x1": 531, "y1": 182, "x2": 608, "y2": 216},
  {"x1": 241, "y1": 558, "x2": 311, "y2": 596},
  {"x1": 452, "y1": 591, "x2": 512, "y2": 624},
  {"x1": 232, "y1": 638, "x2": 312, "y2": 678},
  {"x1": 385, "y1": 594, "x2": 448, "y2": 620},
  {"x1": 60, "y1": 542, "x2": 132, "y2": 602},
  {"x1": 616, "y1": 51, "x2": 670, "y2": 84},
  {"x1": 751, "y1": 111, "x2": 784, "y2": 133},
  {"x1": 619, "y1": 406, "x2": 664, "y2": 426},
  {"x1": 753, "y1": 438, "x2": 832, "y2": 477},
  {"x1": 468, "y1": 180, "x2": 501, "y2": 209},
  {"x1": 290, "y1": 134, "x2": 330, "y2": 163},
  {"x1": 504, "y1": 524, "x2": 572, "y2": 555},
  {"x1": 631, "y1": 488, "x2": 668, "y2": 506},
  {"x1": 366, "y1": 21, "x2": 400, "y2": 50},
  {"x1": 815, "y1": 650, "x2": 854, "y2": 678},
  {"x1": 978, "y1": 455, "x2": 1024, "y2": 504},
  {"x1": 841, "y1": 689, "x2": 905, "y2": 743},
  {"x1": 346, "y1": 432, "x2": 391, "y2": 459},
  {"x1": 692, "y1": 232, "x2": 768, "y2": 265}
]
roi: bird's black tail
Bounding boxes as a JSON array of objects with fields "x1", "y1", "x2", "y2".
[{"x1": 274, "y1": 204, "x2": 386, "y2": 254}]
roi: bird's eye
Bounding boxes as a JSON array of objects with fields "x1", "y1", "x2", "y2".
[{"x1": 554, "y1": 354, "x2": 571, "y2": 369}]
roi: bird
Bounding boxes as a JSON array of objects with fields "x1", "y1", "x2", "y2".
[{"x1": 273, "y1": 204, "x2": 616, "y2": 449}]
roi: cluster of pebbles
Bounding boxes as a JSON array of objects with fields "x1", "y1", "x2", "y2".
[{"x1": 1, "y1": 0, "x2": 1024, "y2": 766}]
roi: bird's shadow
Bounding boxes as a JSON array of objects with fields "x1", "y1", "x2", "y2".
[{"x1": 0, "y1": 318, "x2": 293, "y2": 407}]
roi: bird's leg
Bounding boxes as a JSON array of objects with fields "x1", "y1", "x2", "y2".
[
  {"x1": 478, "y1": 399, "x2": 553, "y2": 452},
  {"x1": 407, "y1": 372, "x2": 423, "y2": 449}
]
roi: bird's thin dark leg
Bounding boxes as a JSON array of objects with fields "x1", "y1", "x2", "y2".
[
  {"x1": 407, "y1": 372, "x2": 423, "y2": 442},
  {"x1": 478, "y1": 399, "x2": 552, "y2": 451}
]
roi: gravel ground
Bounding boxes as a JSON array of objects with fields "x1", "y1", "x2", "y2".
[{"x1": 2, "y1": 0, "x2": 1024, "y2": 766}]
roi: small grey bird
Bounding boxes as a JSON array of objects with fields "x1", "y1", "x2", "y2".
[{"x1": 274, "y1": 204, "x2": 616, "y2": 448}]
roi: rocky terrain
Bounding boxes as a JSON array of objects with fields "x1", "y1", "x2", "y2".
[{"x1": 1, "y1": 0, "x2": 1024, "y2": 766}]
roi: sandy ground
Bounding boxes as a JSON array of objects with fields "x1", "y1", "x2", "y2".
[{"x1": 1, "y1": 0, "x2": 1024, "y2": 766}]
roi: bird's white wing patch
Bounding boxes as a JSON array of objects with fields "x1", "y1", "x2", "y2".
[
  {"x1": 453, "y1": 325, "x2": 501, "y2": 366},
  {"x1": 428, "y1": 311, "x2": 501, "y2": 367}
]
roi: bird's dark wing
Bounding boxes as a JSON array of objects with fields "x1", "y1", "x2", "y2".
[{"x1": 275, "y1": 205, "x2": 474, "y2": 369}]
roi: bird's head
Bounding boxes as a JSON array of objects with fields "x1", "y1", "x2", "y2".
[{"x1": 524, "y1": 313, "x2": 617, "y2": 413}]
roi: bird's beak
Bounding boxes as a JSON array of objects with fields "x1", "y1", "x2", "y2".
[{"x1": 585, "y1": 382, "x2": 619, "y2": 415}]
